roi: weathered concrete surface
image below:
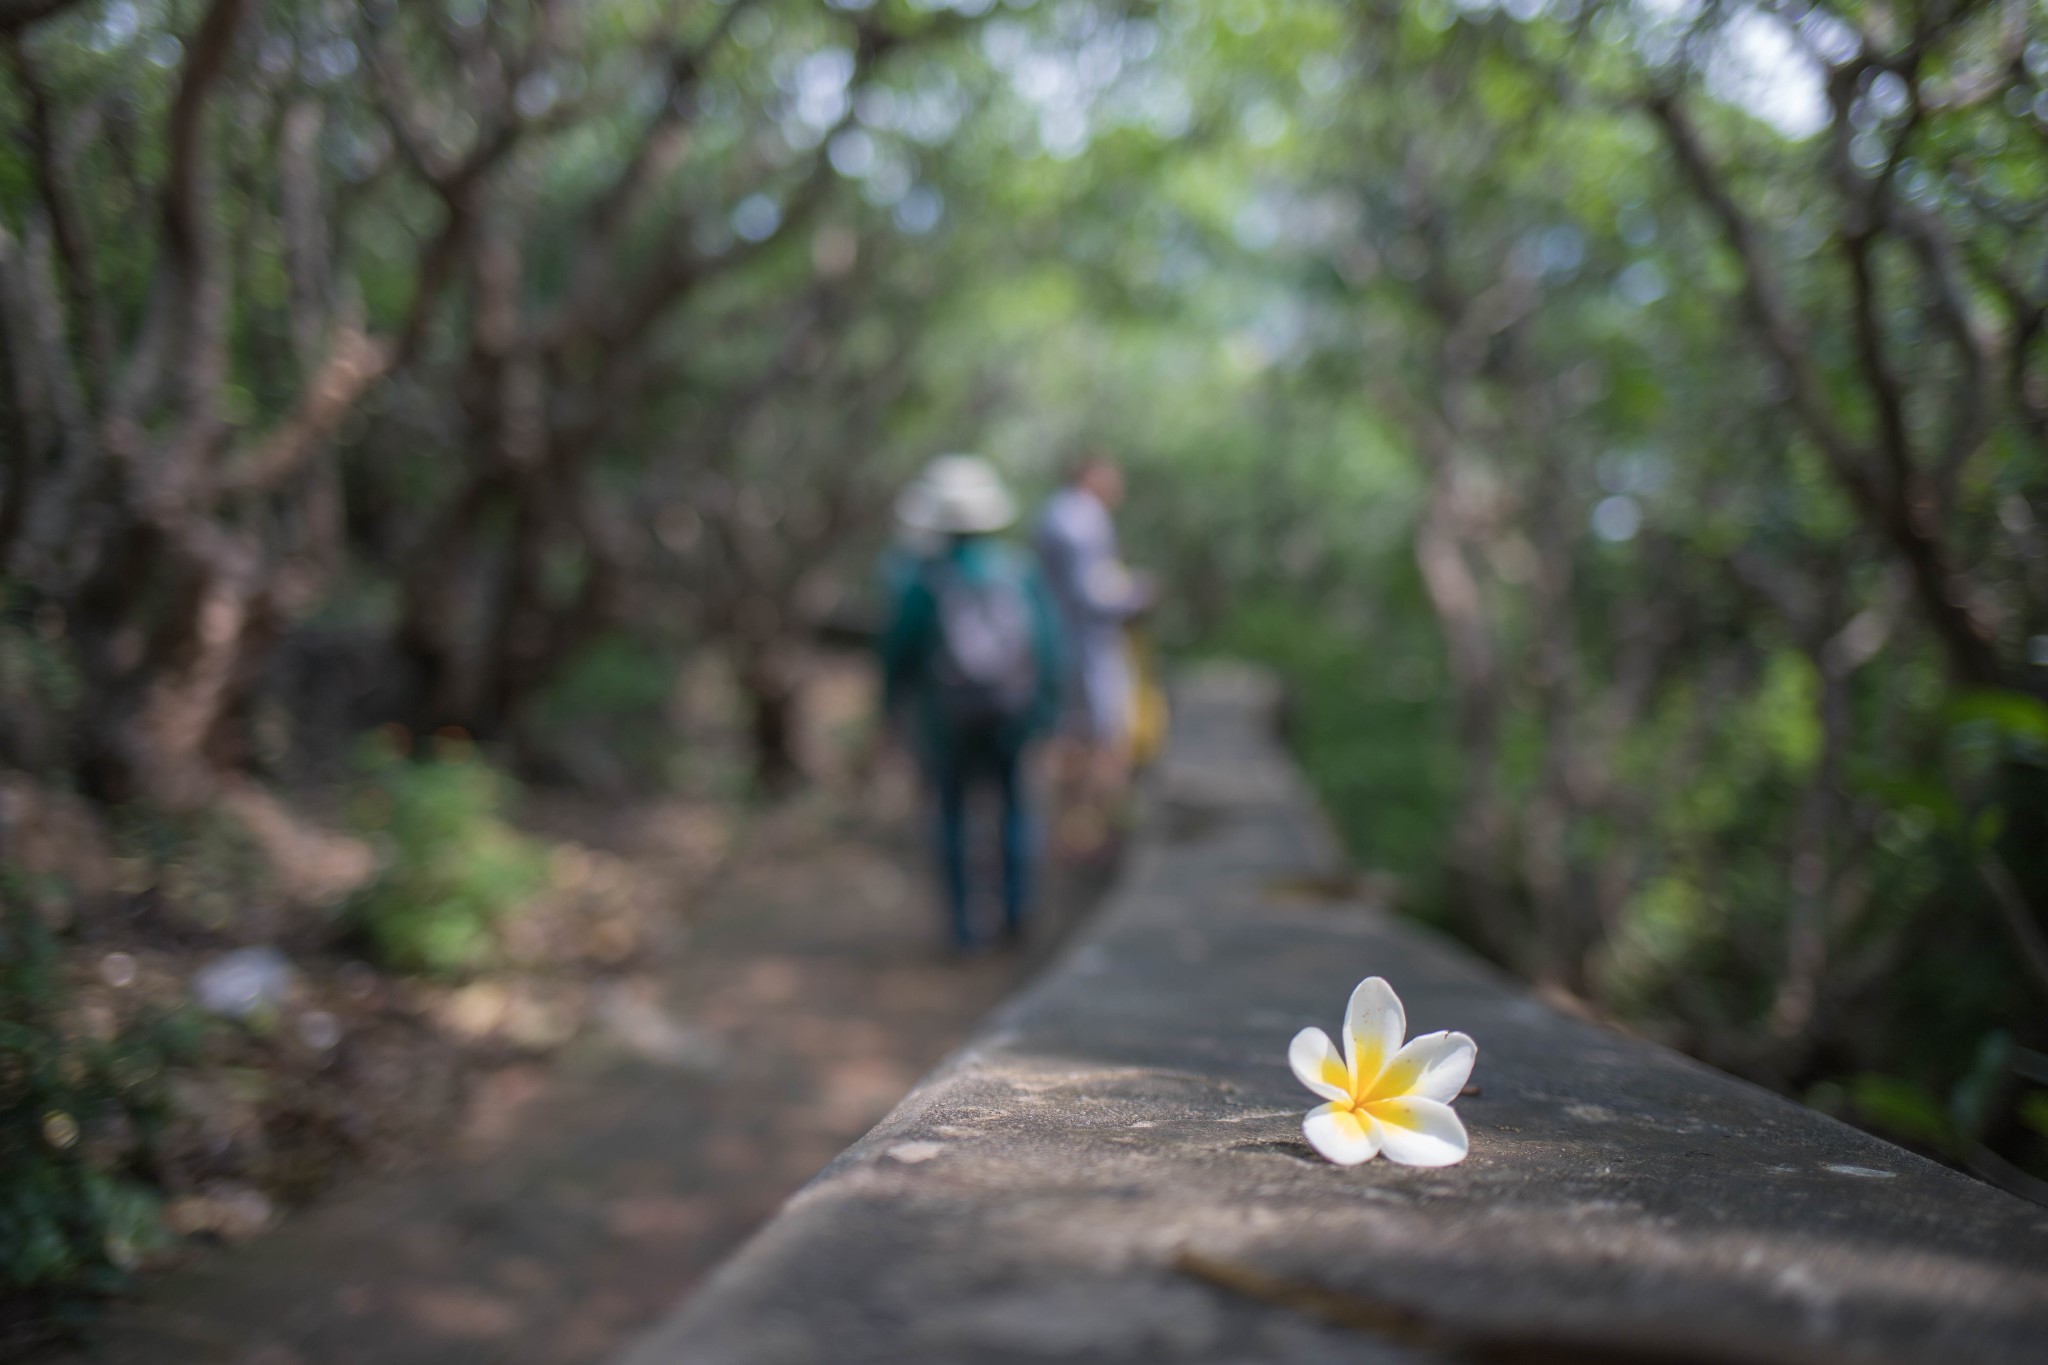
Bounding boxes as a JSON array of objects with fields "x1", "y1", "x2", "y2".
[{"x1": 618, "y1": 665, "x2": 2048, "y2": 1365}]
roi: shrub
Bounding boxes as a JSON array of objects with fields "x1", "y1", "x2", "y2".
[
  {"x1": 521, "y1": 633, "x2": 685, "y2": 791},
  {"x1": 0, "y1": 883, "x2": 193, "y2": 1343},
  {"x1": 345, "y1": 732, "x2": 549, "y2": 977}
]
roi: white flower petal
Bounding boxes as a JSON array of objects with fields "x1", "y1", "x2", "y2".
[
  {"x1": 1344, "y1": 976, "x2": 1405, "y2": 1093},
  {"x1": 1365, "y1": 1030, "x2": 1476, "y2": 1105},
  {"x1": 1366, "y1": 1096, "x2": 1469, "y2": 1167},
  {"x1": 1288, "y1": 1026, "x2": 1354, "y2": 1104},
  {"x1": 1303, "y1": 1102, "x2": 1381, "y2": 1166}
]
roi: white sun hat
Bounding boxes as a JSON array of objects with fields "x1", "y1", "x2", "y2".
[{"x1": 897, "y1": 454, "x2": 1016, "y2": 535}]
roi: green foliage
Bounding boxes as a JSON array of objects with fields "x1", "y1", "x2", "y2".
[
  {"x1": 523, "y1": 634, "x2": 683, "y2": 788},
  {"x1": 345, "y1": 735, "x2": 548, "y2": 978},
  {"x1": 1206, "y1": 599, "x2": 1456, "y2": 914},
  {"x1": 1951, "y1": 692, "x2": 2048, "y2": 757},
  {"x1": 2020, "y1": 1092, "x2": 2048, "y2": 1142},
  {"x1": 1753, "y1": 651, "x2": 1823, "y2": 779},
  {"x1": 1812, "y1": 1030, "x2": 2048, "y2": 1166},
  {"x1": 2, "y1": 0, "x2": 2044, "y2": 1265},
  {"x1": 536, "y1": 634, "x2": 675, "y2": 721},
  {"x1": 1843, "y1": 1074, "x2": 1956, "y2": 1152},
  {"x1": 905, "y1": 0, "x2": 2048, "y2": 1192},
  {"x1": 0, "y1": 887, "x2": 193, "y2": 1321}
]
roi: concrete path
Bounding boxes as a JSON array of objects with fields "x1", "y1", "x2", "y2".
[
  {"x1": 630, "y1": 665, "x2": 2048, "y2": 1365},
  {"x1": 57, "y1": 776, "x2": 1085, "y2": 1365}
]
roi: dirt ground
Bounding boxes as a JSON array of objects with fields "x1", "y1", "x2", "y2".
[{"x1": 46, "y1": 744, "x2": 1102, "y2": 1365}]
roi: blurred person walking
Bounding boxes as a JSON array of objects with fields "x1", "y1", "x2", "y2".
[
  {"x1": 1033, "y1": 454, "x2": 1155, "y2": 856},
  {"x1": 882, "y1": 456, "x2": 1063, "y2": 950}
]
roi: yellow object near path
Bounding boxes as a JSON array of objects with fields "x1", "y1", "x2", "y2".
[{"x1": 1125, "y1": 625, "x2": 1169, "y2": 768}]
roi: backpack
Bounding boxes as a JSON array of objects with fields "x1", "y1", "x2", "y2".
[{"x1": 928, "y1": 559, "x2": 1038, "y2": 729}]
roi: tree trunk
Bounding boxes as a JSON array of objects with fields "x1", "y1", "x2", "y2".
[
  {"x1": 737, "y1": 645, "x2": 803, "y2": 797},
  {"x1": 70, "y1": 529, "x2": 255, "y2": 807},
  {"x1": 1413, "y1": 454, "x2": 1515, "y2": 964},
  {"x1": 393, "y1": 469, "x2": 508, "y2": 731}
]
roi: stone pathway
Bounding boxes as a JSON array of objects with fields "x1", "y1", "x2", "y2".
[
  {"x1": 629, "y1": 666, "x2": 2048, "y2": 1365},
  {"x1": 56, "y1": 768, "x2": 1091, "y2": 1365}
]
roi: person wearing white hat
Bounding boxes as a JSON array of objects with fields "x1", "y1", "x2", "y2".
[
  {"x1": 894, "y1": 453, "x2": 1018, "y2": 537},
  {"x1": 880, "y1": 456, "x2": 1062, "y2": 949}
]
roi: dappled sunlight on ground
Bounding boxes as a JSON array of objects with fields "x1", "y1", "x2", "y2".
[{"x1": 47, "y1": 765, "x2": 1097, "y2": 1365}]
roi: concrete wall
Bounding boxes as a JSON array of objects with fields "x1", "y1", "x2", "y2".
[{"x1": 615, "y1": 665, "x2": 2048, "y2": 1365}]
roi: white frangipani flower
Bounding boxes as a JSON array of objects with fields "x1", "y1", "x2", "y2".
[{"x1": 1289, "y1": 976, "x2": 1476, "y2": 1167}]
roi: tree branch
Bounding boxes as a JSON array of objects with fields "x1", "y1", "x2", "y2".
[
  {"x1": 0, "y1": 217, "x2": 100, "y2": 579},
  {"x1": 154, "y1": 0, "x2": 250, "y2": 477},
  {"x1": 1885, "y1": 198, "x2": 1995, "y2": 488},
  {"x1": 1978, "y1": 851, "x2": 2048, "y2": 1004},
  {"x1": 1648, "y1": 92, "x2": 1877, "y2": 509},
  {"x1": 553, "y1": 0, "x2": 757, "y2": 314},
  {"x1": 213, "y1": 321, "x2": 390, "y2": 499},
  {"x1": 1650, "y1": 88, "x2": 2010, "y2": 689},
  {"x1": 7, "y1": 38, "x2": 114, "y2": 404},
  {"x1": 0, "y1": 0, "x2": 85, "y2": 36},
  {"x1": 278, "y1": 98, "x2": 331, "y2": 372},
  {"x1": 550, "y1": 15, "x2": 915, "y2": 358},
  {"x1": 1841, "y1": 231, "x2": 1917, "y2": 505}
]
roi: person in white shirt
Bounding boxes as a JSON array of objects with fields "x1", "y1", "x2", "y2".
[{"x1": 1032, "y1": 454, "x2": 1154, "y2": 854}]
